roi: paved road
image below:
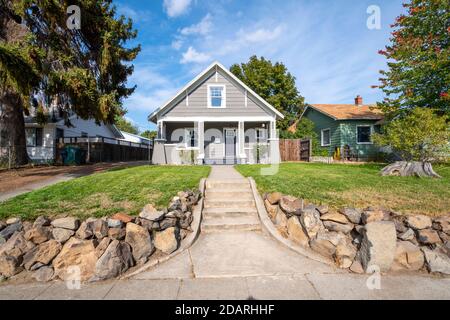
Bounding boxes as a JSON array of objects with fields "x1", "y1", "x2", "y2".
[{"x1": 1, "y1": 166, "x2": 449, "y2": 300}]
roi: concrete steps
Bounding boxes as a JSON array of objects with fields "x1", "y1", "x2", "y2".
[{"x1": 202, "y1": 176, "x2": 261, "y2": 233}]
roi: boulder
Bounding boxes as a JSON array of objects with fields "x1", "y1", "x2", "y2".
[
  {"x1": 299, "y1": 208, "x2": 324, "y2": 239},
  {"x1": 75, "y1": 222, "x2": 93, "y2": 239},
  {"x1": 274, "y1": 209, "x2": 288, "y2": 228},
  {"x1": 0, "y1": 231, "x2": 35, "y2": 259},
  {"x1": 125, "y1": 223, "x2": 154, "y2": 264},
  {"x1": 439, "y1": 232, "x2": 450, "y2": 243},
  {"x1": 91, "y1": 240, "x2": 134, "y2": 281},
  {"x1": 310, "y1": 230, "x2": 342, "y2": 258},
  {"x1": 108, "y1": 227, "x2": 126, "y2": 240},
  {"x1": 432, "y1": 216, "x2": 450, "y2": 234},
  {"x1": 266, "y1": 192, "x2": 282, "y2": 205},
  {"x1": 286, "y1": 217, "x2": 309, "y2": 247},
  {"x1": 361, "y1": 210, "x2": 384, "y2": 224},
  {"x1": 264, "y1": 199, "x2": 278, "y2": 221},
  {"x1": 51, "y1": 217, "x2": 80, "y2": 231},
  {"x1": 179, "y1": 214, "x2": 193, "y2": 230},
  {"x1": 349, "y1": 260, "x2": 365, "y2": 274},
  {"x1": 23, "y1": 240, "x2": 62, "y2": 270},
  {"x1": 322, "y1": 221, "x2": 354, "y2": 234},
  {"x1": 276, "y1": 226, "x2": 289, "y2": 238},
  {"x1": 339, "y1": 208, "x2": 361, "y2": 224},
  {"x1": 33, "y1": 266, "x2": 54, "y2": 282},
  {"x1": 422, "y1": 248, "x2": 450, "y2": 275},
  {"x1": 52, "y1": 228, "x2": 75, "y2": 243},
  {"x1": 33, "y1": 216, "x2": 51, "y2": 228},
  {"x1": 111, "y1": 213, "x2": 133, "y2": 224},
  {"x1": 22, "y1": 221, "x2": 33, "y2": 233},
  {"x1": 444, "y1": 241, "x2": 450, "y2": 257},
  {"x1": 139, "y1": 204, "x2": 165, "y2": 221},
  {"x1": 160, "y1": 217, "x2": 178, "y2": 230},
  {"x1": 154, "y1": 227, "x2": 179, "y2": 254},
  {"x1": 392, "y1": 215, "x2": 408, "y2": 234},
  {"x1": 52, "y1": 238, "x2": 98, "y2": 282},
  {"x1": 6, "y1": 217, "x2": 20, "y2": 225},
  {"x1": 107, "y1": 219, "x2": 123, "y2": 228},
  {"x1": 320, "y1": 212, "x2": 350, "y2": 224},
  {"x1": 95, "y1": 237, "x2": 111, "y2": 258},
  {"x1": 392, "y1": 241, "x2": 424, "y2": 271},
  {"x1": 0, "y1": 255, "x2": 23, "y2": 277},
  {"x1": 316, "y1": 205, "x2": 329, "y2": 215},
  {"x1": 168, "y1": 197, "x2": 182, "y2": 211},
  {"x1": 359, "y1": 221, "x2": 397, "y2": 272},
  {"x1": 0, "y1": 222, "x2": 23, "y2": 242},
  {"x1": 279, "y1": 196, "x2": 303, "y2": 216},
  {"x1": 416, "y1": 228, "x2": 441, "y2": 245},
  {"x1": 0, "y1": 221, "x2": 6, "y2": 231},
  {"x1": 91, "y1": 219, "x2": 108, "y2": 239},
  {"x1": 24, "y1": 227, "x2": 50, "y2": 245},
  {"x1": 335, "y1": 240, "x2": 357, "y2": 269},
  {"x1": 398, "y1": 228, "x2": 415, "y2": 241},
  {"x1": 406, "y1": 215, "x2": 432, "y2": 230}
]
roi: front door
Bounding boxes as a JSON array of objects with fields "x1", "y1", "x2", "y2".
[{"x1": 224, "y1": 129, "x2": 236, "y2": 160}]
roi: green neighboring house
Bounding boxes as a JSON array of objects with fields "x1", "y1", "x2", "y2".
[{"x1": 300, "y1": 96, "x2": 384, "y2": 161}]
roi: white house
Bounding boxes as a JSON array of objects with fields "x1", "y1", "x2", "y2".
[{"x1": 149, "y1": 61, "x2": 284, "y2": 165}]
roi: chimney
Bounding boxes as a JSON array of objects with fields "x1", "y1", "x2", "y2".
[{"x1": 355, "y1": 95, "x2": 363, "y2": 106}]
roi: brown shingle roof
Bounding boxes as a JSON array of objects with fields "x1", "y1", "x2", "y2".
[{"x1": 309, "y1": 104, "x2": 383, "y2": 120}]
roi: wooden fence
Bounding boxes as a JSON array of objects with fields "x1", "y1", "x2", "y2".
[
  {"x1": 279, "y1": 139, "x2": 311, "y2": 162},
  {"x1": 55, "y1": 136, "x2": 153, "y2": 164}
]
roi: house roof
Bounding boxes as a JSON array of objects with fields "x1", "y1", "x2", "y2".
[
  {"x1": 120, "y1": 131, "x2": 152, "y2": 143},
  {"x1": 304, "y1": 104, "x2": 384, "y2": 121},
  {"x1": 148, "y1": 61, "x2": 284, "y2": 123}
]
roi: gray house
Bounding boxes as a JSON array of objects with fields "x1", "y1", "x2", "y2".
[{"x1": 149, "y1": 62, "x2": 284, "y2": 165}]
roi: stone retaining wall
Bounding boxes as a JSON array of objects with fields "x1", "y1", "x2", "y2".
[
  {"x1": 0, "y1": 189, "x2": 201, "y2": 282},
  {"x1": 263, "y1": 192, "x2": 450, "y2": 275}
]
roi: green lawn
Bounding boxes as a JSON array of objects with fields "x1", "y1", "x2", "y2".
[
  {"x1": 236, "y1": 163, "x2": 450, "y2": 217},
  {"x1": 0, "y1": 165, "x2": 210, "y2": 220}
]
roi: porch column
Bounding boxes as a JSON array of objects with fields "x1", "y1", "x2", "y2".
[
  {"x1": 238, "y1": 121, "x2": 246, "y2": 164},
  {"x1": 196, "y1": 121, "x2": 205, "y2": 165},
  {"x1": 268, "y1": 120, "x2": 280, "y2": 164},
  {"x1": 152, "y1": 120, "x2": 167, "y2": 164}
]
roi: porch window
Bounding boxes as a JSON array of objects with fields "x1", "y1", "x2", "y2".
[
  {"x1": 207, "y1": 85, "x2": 226, "y2": 108},
  {"x1": 256, "y1": 128, "x2": 266, "y2": 142},
  {"x1": 357, "y1": 126, "x2": 372, "y2": 144},
  {"x1": 321, "y1": 128, "x2": 330, "y2": 147},
  {"x1": 185, "y1": 128, "x2": 197, "y2": 148},
  {"x1": 25, "y1": 128, "x2": 43, "y2": 147}
]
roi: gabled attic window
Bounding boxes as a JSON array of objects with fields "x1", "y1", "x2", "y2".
[{"x1": 207, "y1": 84, "x2": 226, "y2": 108}]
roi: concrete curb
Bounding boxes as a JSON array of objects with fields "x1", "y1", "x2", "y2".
[
  {"x1": 121, "y1": 178, "x2": 206, "y2": 279},
  {"x1": 248, "y1": 177, "x2": 336, "y2": 267}
]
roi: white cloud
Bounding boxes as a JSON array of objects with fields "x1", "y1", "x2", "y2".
[
  {"x1": 163, "y1": 0, "x2": 192, "y2": 18},
  {"x1": 171, "y1": 39, "x2": 183, "y2": 50},
  {"x1": 180, "y1": 46, "x2": 211, "y2": 64},
  {"x1": 180, "y1": 14, "x2": 213, "y2": 35},
  {"x1": 238, "y1": 25, "x2": 284, "y2": 43}
]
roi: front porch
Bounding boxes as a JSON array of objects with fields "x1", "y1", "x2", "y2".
[{"x1": 152, "y1": 119, "x2": 280, "y2": 165}]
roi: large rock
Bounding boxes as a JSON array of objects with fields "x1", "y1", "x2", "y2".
[
  {"x1": 264, "y1": 199, "x2": 278, "y2": 221},
  {"x1": 422, "y1": 248, "x2": 450, "y2": 275},
  {"x1": 76, "y1": 221, "x2": 93, "y2": 239},
  {"x1": 6, "y1": 217, "x2": 20, "y2": 225},
  {"x1": 107, "y1": 219, "x2": 123, "y2": 229},
  {"x1": 279, "y1": 196, "x2": 303, "y2": 216},
  {"x1": 91, "y1": 240, "x2": 134, "y2": 281},
  {"x1": 392, "y1": 215, "x2": 408, "y2": 234},
  {"x1": 51, "y1": 217, "x2": 80, "y2": 231},
  {"x1": 416, "y1": 228, "x2": 441, "y2": 245},
  {"x1": 274, "y1": 209, "x2": 288, "y2": 228},
  {"x1": 52, "y1": 237, "x2": 97, "y2": 281},
  {"x1": 339, "y1": 208, "x2": 362, "y2": 224},
  {"x1": 406, "y1": 215, "x2": 432, "y2": 230},
  {"x1": 33, "y1": 216, "x2": 51, "y2": 228},
  {"x1": 23, "y1": 240, "x2": 62, "y2": 270},
  {"x1": 322, "y1": 221, "x2": 354, "y2": 234},
  {"x1": 139, "y1": 204, "x2": 165, "y2": 221},
  {"x1": 33, "y1": 266, "x2": 54, "y2": 282},
  {"x1": 154, "y1": 227, "x2": 179, "y2": 254},
  {"x1": 108, "y1": 227, "x2": 126, "y2": 240},
  {"x1": 0, "y1": 221, "x2": 6, "y2": 231},
  {"x1": 432, "y1": 216, "x2": 450, "y2": 234},
  {"x1": 125, "y1": 223, "x2": 154, "y2": 264},
  {"x1": 95, "y1": 237, "x2": 111, "y2": 258},
  {"x1": 91, "y1": 219, "x2": 108, "y2": 239},
  {"x1": 299, "y1": 208, "x2": 324, "y2": 239},
  {"x1": 0, "y1": 231, "x2": 35, "y2": 259},
  {"x1": 0, "y1": 222, "x2": 23, "y2": 242},
  {"x1": 321, "y1": 212, "x2": 350, "y2": 224},
  {"x1": 111, "y1": 213, "x2": 133, "y2": 224},
  {"x1": 361, "y1": 210, "x2": 384, "y2": 224},
  {"x1": 359, "y1": 221, "x2": 397, "y2": 272},
  {"x1": 0, "y1": 255, "x2": 23, "y2": 277},
  {"x1": 52, "y1": 228, "x2": 75, "y2": 243},
  {"x1": 349, "y1": 260, "x2": 365, "y2": 274},
  {"x1": 160, "y1": 217, "x2": 178, "y2": 230},
  {"x1": 392, "y1": 241, "x2": 424, "y2": 271},
  {"x1": 310, "y1": 230, "x2": 346, "y2": 258},
  {"x1": 335, "y1": 240, "x2": 357, "y2": 269},
  {"x1": 24, "y1": 227, "x2": 50, "y2": 245},
  {"x1": 286, "y1": 217, "x2": 309, "y2": 247},
  {"x1": 266, "y1": 192, "x2": 282, "y2": 205},
  {"x1": 398, "y1": 228, "x2": 415, "y2": 241}
]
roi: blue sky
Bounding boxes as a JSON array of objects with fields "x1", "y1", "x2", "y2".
[{"x1": 114, "y1": 0, "x2": 405, "y2": 132}]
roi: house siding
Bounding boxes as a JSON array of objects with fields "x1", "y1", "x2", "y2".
[
  {"x1": 161, "y1": 70, "x2": 271, "y2": 118},
  {"x1": 303, "y1": 108, "x2": 340, "y2": 156},
  {"x1": 339, "y1": 121, "x2": 380, "y2": 159}
]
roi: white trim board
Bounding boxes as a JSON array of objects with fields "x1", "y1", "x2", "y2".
[{"x1": 159, "y1": 116, "x2": 275, "y2": 122}]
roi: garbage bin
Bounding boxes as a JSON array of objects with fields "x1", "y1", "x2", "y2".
[{"x1": 63, "y1": 146, "x2": 86, "y2": 165}]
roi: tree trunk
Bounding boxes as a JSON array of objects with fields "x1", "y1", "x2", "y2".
[
  {"x1": 380, "y1": 161, "x2": 441, "y2": 178},
  {"x1": 0, "y1": 90, "x2": 29, "y2": 166}
]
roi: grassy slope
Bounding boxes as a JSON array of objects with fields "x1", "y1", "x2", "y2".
[
  {"x1": 0, "y1": 165, "x2": 210, "y2": 220},
  {"x1": 236, "y1": 163, "x2": 450, "y2": 217}
]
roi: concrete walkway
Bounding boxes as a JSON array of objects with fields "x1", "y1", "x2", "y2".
[{"x1": 1, "y1": 165, "x2": 450, "y2": 300}]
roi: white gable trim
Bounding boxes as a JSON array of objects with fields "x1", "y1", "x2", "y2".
[{"x1": 148, "y1": 61, "x2": 284, "y2": 123}]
